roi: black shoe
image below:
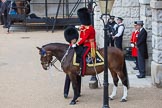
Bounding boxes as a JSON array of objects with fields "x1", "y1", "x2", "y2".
[
  {"x1": 136, "y1": 75, "x2": 145, "y2": 79},
  {"x1": 3, "y1": 25, "x2": 8, "y2": 28},
  {"x1": 64, "y1": 93, "x2": 68, "y2": 98},
  {"x1": 133, "y1": 67, "x2": 139, "y2": 70}
]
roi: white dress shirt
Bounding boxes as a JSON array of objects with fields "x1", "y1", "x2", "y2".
[
  {"x1": 140, "y1": 27, "x2": 143, "y2": 32},
  {"x1": 113, "y1": 24, "x2": 118, "y2": 31},
  {"x1": 115, "y1": 23, "x2": 124, "y2": 37}
]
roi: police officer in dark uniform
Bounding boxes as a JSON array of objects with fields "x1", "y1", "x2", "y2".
[
  {"x1": 112, "y1": 17, "x2": 125, "y2": 50},
  {"x1": 136, "y1": 21, "x2": 148, "y2": 78},
  {"x1": 0, "y1": 0, "x2": 4, "y2": 25},
  {"x1": 1, "y1": 0, "x2": 11, "y2": 28},
  {"x1": 107, "y1": 16, "x2": 117, "y2": 46},
  {"x1": 63, "y1": 26, "x2": 82, "y2": 98}
]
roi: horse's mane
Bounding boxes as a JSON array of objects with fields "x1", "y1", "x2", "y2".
[{"x1": 42, "y1": 43, "x2": 69, "y2": 48}]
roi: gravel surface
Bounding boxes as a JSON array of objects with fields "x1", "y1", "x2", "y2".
[{"x1": 0, "y1": 27, "x2": 162, "y2": 108}]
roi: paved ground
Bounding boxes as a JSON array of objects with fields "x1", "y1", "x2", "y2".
[{"x1": 0, "y1": 27, "x2": 162, "y2": 108}]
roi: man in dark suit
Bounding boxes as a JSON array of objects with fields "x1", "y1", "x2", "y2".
[
  {"x1": 0, "y1": 0, "x2": 4, "y2": 25},
  {"x1": 136, "y1": 21, "x2": 148, "y2": 78}
]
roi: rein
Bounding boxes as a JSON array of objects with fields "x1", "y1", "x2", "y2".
[
  {"x1": 61, "y1": 46, "x2": 71, "y2": 63},
  {"x1": 51, "y1": 46, "x2": 71, "y2": 72},
  {"x1": 51, "y1": 58, "x2": 63, "y2": 72}
]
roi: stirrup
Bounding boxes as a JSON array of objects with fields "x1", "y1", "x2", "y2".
[{"x1": 78, "y1": 68, "x2": 82, "y2": 76}]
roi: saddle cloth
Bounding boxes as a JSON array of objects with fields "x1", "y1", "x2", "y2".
[{"x1": 73, "y1": 51, "x2": 104, "y2": 67}]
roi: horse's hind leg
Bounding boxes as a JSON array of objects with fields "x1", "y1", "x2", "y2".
[
  {"x1": 117, "y1": 72, "x2": 128, "y2": 102},
  {"x1": 109, "y1": 71, "x2": 119, "y2": 100},
  {"x1": 69, "y1": 73, "x2": 79, "y2": 105}
]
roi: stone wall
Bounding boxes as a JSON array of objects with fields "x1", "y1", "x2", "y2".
[
  {"x1": 94, "y1": 0, "x2": 154, "y2": 76},
  {"x1": 151, "y1": 0, "x2": 162, "y2": 87},
  {"x1": 111, "y1": 0, "x2": 140, "y2": 47},
  {"x1": 94, "y1": 0, "x2": 104, "y2": 48},
  {"x1": 139, "y1": 0, "x2": 152, "y2": 76},
  {"x1": 94, "y1": 0, "x2": 140, "y2": 48}
]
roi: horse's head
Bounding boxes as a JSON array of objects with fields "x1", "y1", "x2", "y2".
[{"x1": 37, "y1": 47, "x2": 53, "y2": 70}]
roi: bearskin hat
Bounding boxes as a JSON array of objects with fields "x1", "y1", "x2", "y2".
[
  {"x1": 77, "y1": 7, "x2": 91, "y2": 26},
  {"x1": 64, "y1": 26, "x2": 79, "y2": 43}
]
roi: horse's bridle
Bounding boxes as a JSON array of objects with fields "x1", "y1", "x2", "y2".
[
  {"x1": 41, "y1": 56, "x2": 57, "y2": 69},
  {"x1": 41, "y1": 46, "x2": 71, "y2": 71}
]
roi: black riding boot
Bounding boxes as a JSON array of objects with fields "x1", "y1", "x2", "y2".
[
  {"x1": 77, "y1": 75, "x2": 81, "y2": 97},
  {"x1": 64, "y1": 75, "x2": 71, "y2": 98}
]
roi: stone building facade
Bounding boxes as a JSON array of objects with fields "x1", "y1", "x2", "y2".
[
  {"x1": 94, "y1": 0, "x2": 162, "y2": 87},
  {"x1": 151, "y1": 0, "x2": 162, "y2": 87},
  {"x1": 27, "y1": 0, "x2": 162, "y2": 87}
]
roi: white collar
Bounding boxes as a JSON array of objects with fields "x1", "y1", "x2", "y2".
[
  {"x1": 140, "y1": 27, "x2": 143, "y2": 31},
  {"x1": 135, "y1": 30, "x2": 138, "y2": 33},
  {"x1": 118, "y1": 23, "x2": 123, "y2": 25}
]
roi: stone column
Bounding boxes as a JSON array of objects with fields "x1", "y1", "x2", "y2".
[
  {"x1": 139, "y1": 0, "x2": 152, "y2": 75},
  {"x1": 94, "y1": 0, "x2": 104, "y2": 48},
  {"x1": 151, "y1": 0, "x2": 162, "y2": 88}
]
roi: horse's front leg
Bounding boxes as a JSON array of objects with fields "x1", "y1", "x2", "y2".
[
  {"x1": 69, "y1": 73, "x2": 79, "y2": 105},
  {"x1": 109, "y1": 70, "x2": 119, "y2": 100}
]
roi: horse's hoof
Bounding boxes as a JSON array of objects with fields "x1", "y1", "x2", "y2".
[
  {"x1": 78, "y1": 94, "x2": 81, "y2": 97},
  {"x1": 120, "y1": 99, "x2": 127, "y2": 102},
  {"x1": 109, "y1": 97, "x2": 114, "y2": 100},
  {"x1": 64, "y1": 94, "x2": 68, "y2": 99},
  {"x1": 76, "y1": 100, "x2": 79, "y2": 102},
  {"x1": 70, "y1": 101, "x2": 76, "y2": 105}
]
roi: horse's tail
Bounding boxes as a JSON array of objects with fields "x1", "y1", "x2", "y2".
[{"x1": 123, "y1": 58, "x2": 130, "y2": 89}]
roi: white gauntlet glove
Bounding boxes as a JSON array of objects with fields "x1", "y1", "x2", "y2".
[
  {"x1": 72, "y1": 44, "x2": 77, "y2": 48},
  {"x1": 75, "y1": 25, "x2": 80, "y2": 29},
  {"x1": 130, "y1": 43, "x2": 135, "y2": 47}
]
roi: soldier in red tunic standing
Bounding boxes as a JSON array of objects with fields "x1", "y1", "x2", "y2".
[
  {"x1": 72, "y1": 7, "x2": 96, "y2": 76},
  {"x1": 130, "y1": 21, "x2": 139, "y2": 70}
]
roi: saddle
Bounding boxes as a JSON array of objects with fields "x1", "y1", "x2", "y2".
[{"x1": 73, "y1": 50, "x2": 104, "y2": 67}]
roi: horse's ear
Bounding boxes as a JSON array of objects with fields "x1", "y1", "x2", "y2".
[{"x1": 36, "y1": 47, "x2": 41, "y2": 51}]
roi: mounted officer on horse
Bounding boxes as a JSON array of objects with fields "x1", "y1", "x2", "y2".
[{"x1": 65, "y1": 7, "x2": 96, "y2": 76}]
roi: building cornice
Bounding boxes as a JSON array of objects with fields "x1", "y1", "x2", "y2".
[{"x1": 139, "y1": 0, "x2": 151, "y2": 4}]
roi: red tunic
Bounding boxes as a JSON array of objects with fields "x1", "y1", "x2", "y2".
[
  {"x1": 77, "y1": 25, "x2": 96, "y2": 76},
  {"x1": 77, "y1": 25, "x2": 96, "y2": 49},
  {"x1": 130, "y1": 31, "x2": 139, "y2": 57}
]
